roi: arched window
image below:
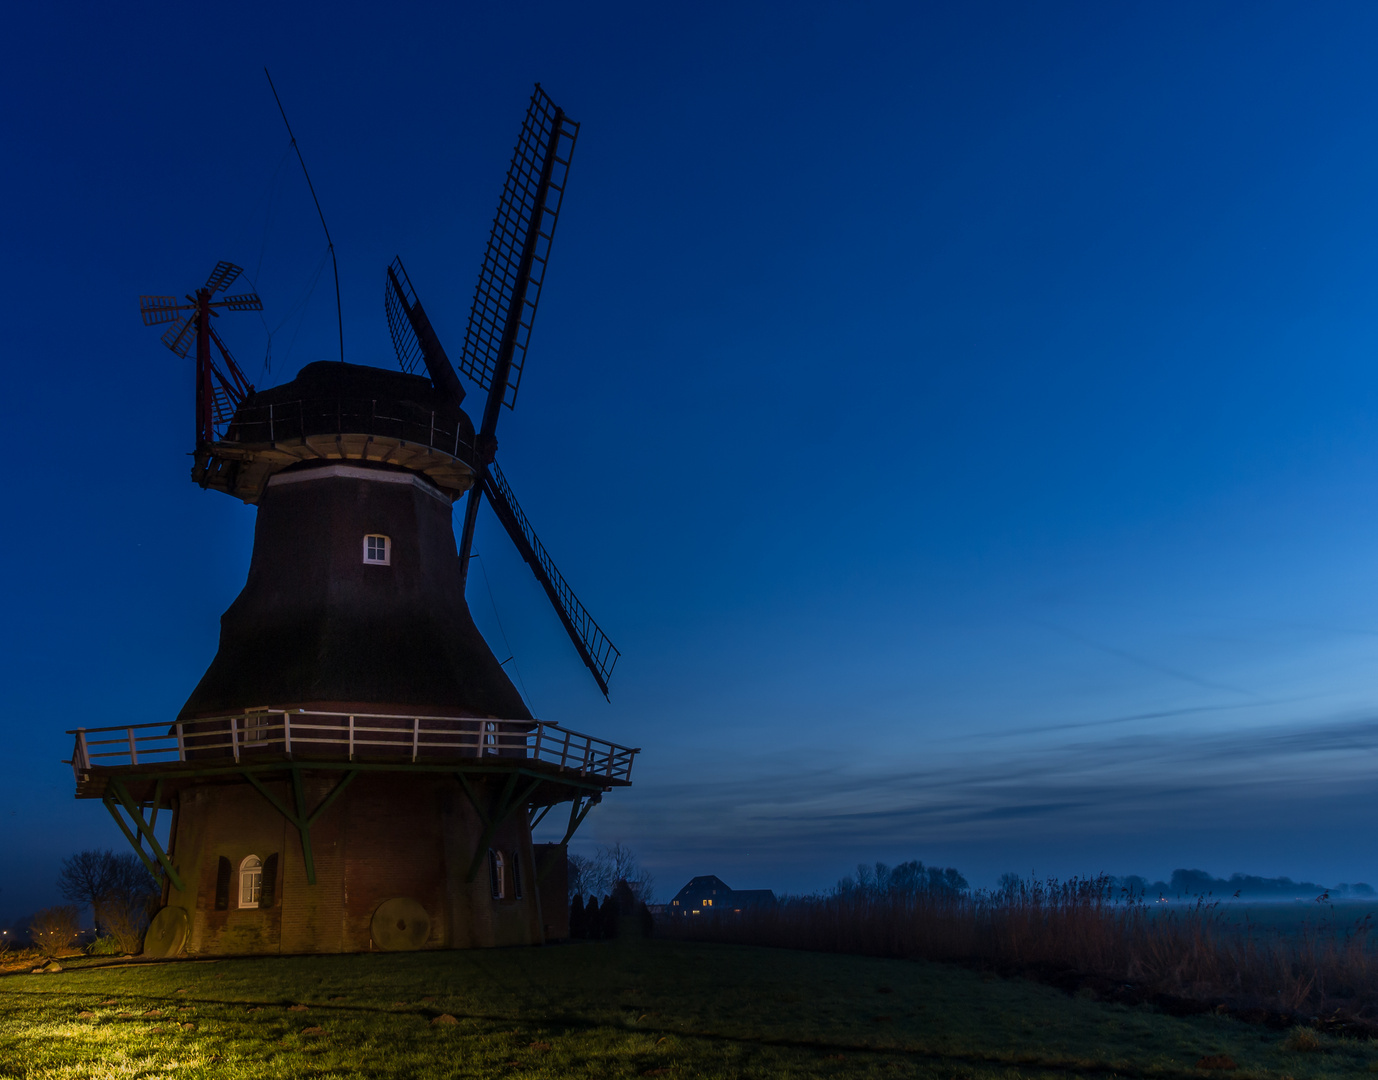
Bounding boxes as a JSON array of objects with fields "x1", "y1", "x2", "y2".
[
  {"x1": 489, "y1": 849, "x2": 505, "y2": 899},
  {"x1": 510, "y1": 850, "x2": 523, "y2": 899},
  {"x1": 363, "y1": 534, "x2": 391, "y2": 565},
  {"x1": 239, "y1": 855, "x2": 263, "y2": 908}
]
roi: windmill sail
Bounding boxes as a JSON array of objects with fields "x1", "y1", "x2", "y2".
[
  {"x1": 385, "y1": 258, "x2": 465, "y2": 403},
  {"x1": 482, "y1": 461, "x2": 619, "y2": 697},
  {"x1": 459, "y1": 85, "x2": 579, "y2": 410}
]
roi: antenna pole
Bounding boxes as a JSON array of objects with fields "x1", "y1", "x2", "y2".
[{"x1": 264, "y1": 67, "x2": 344, "y2": 365}]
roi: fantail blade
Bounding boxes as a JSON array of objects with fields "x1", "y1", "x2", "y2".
[
  {"x1": 161, "y1": 313, "x2": 197, "y2": 357},
  {"x1": 139, "y1": 295, "x2": 192, "y2": 326},
  {"x1": 204, "y1": 261, "x2": 244, "y2": 295},
  {"x1": 215, "y1": 292, "x2": 263, "y2": 312}
]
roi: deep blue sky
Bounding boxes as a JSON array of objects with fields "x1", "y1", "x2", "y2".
[{"x1": 5, "y1": 1, "x2": 1378, "y2": 915}]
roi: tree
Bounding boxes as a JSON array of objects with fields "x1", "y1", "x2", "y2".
[
  {"x1": 57, "y1": 850, "x2": 120, "y2": 933},
  {"x1": 57, "y1": 850, "x2": 160, "y2": 944},
  {"x1": 567, "y1": 843, "x2": 655, "y2": 904}
]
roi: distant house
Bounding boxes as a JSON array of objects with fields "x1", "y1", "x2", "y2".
[{"x1": 668, "y1": 875, "x2": 776, "y2": 916}]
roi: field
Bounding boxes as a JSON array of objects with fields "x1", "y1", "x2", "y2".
[{"x1": 2, "y1": 938, "x2": 1376, "y2": 1079}]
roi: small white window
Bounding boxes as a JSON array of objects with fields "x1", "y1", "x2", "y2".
[
  {"x1": 484, "y1": 720, "x2": 498, "y2": 756},
  {"x1": 239, "y1": 855, "x2": 263, "y2": 908},
  {"x1": 363, "y1": 534, "x2": 391, "y2": 565}
]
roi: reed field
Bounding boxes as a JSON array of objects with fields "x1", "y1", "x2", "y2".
[
  {"x1": 665, "y1": 877, "x2": 1378, "y2": 1025},
  {"x1": 2, "y1": 935, "x2": 1377, "y2": 1079}
]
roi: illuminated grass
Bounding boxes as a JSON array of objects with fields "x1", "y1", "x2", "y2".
[{"x1": 0, "y1": 939, "x2": 1375, "y2": 1078}]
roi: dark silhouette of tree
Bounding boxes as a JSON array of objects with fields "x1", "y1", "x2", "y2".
[
  {"x1": 57, "y1": 850, "x2": 159, "y2": 939},
  {"x1": 57, "y1": 851, "x2": 119, "y2": 933}
]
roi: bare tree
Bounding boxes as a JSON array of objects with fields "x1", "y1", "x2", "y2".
[
  {"x1": 568, "y1": 843, "x2": 654, "y2": 904},
  {"x1": 56, "y1": 850, "x2": 119, "y2": 933},
  {"x1": 57, "y1": 850, "x2": 159, "y2": 942}
]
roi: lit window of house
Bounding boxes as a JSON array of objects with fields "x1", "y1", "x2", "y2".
[
  {"x1": 239, "y1": 855, "x2": 263, "y2": 908},
  {"x1": 703, "y1": 898, "x2": 712, "y2": 907},
  {"x1": 363, "y1": 534, "x2": 391, "y2": 565}
]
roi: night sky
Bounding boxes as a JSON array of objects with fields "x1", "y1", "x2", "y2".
[{"x1": 5, "y1": 2, "x2": 1378, "y2": 918}]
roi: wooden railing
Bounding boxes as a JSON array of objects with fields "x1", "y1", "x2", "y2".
[{"x1": 67, "y1": 711, "x2": 637, "y2": 784}]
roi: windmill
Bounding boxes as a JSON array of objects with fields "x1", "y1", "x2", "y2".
[
  {"x1": 386, "y1": 84, "x2": 619, "y2": 697},
  {"x1": 66, "y1": 85, "x2": 638, "y2": 959},
  {"x1": 139, "y1": 261, "x2": 261, "y2": 446}
]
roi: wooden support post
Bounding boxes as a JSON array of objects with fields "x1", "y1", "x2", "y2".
[
  {"x1": 103, "y1": 798, "x2": 166, "y2": 885},
  {"x1": 536, "y1": 793, "x2": 599, "y2": 886},
  {"x1": 458, "y1": 771, "x2": 542, "y2": 883},
  {"x1": 291, "y1": 767, "x2": 315, "y2": 885},
  {"x1": 106, "y1": 780, "x2": 185, "y2": 891},
  {"x1": 243, "y1": 767, "x2": 357, "y2": 887}
]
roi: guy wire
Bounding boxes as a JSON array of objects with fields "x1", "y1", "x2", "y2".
[{"x1": 264, "y1": 67, "x2": 344, "y2": 365}]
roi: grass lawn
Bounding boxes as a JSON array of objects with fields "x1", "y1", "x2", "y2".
[{"x1": 1, "y1": 938, "x2": 1375, "y2": 1079}]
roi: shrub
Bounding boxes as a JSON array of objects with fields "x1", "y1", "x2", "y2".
[
  {"x1": 1283, "y1": 1027, "x2": 1322, "y2": 1052},
  {"x1": 29, "y1": 906, "x2": 81, "y2": 955},
  {"x1": 102, "y1": 891, "x2": 157, "y2": 955},
  {"x1": 87, "y1": 936, "x2": 121, "y2": 956}
]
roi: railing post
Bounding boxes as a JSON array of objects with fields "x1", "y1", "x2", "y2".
[
  {"x1": 75, "y1": 730, "x2": 89, "y2": 771},
  {"x1": 126, "y1": 728, "x2": 138, "y2": 765},
  {"x1": 561, "y1": 729, "x2": 572, "y2": 770},
  {"x1": 269, "y1": 401, "x2": 275, "y2": 444},
  {"x1": 283, "y1": 712, "x2": 293, "y2": 758},
  {"x1": 349, "y1": 715, "x2": 355, "y2": 761},
  {"x1": 229, "y1": 715, "x2": 240, "y2": 763},
  {"x1": 429, "y1": 410, "x2": 435, "y2": 447},
  {"x1": 175, "y1": 722, "x2": 185, "y2": 763},
  {"x1": 531, "y1": 723, "x2": 542, "y2": 763},
  {"x1": 412, "y1": 717, "x2": 420, "y2": 762}
]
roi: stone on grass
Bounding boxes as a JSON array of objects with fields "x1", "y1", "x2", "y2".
[
  {"x1": 431, "y1": 1013, "x2": 459, "y2": 1026},
  {"x1": 182, "y1": 1022, "x2": 196, "y2": 1031},
  {"x1": 1195, "y1": 1055, "x2": 1237, "y2": 1070},
  {"x1": 288, "y1": 1004, "x2": 310, "y2": 1011},
  {"x1": 301, "y1": 1026, "x2": 325, "y2": 1036},
  {"x1": 76, "y1": 1011, "x2": 96, "y2": 1019},
  {"x1": 528, "y1": 1041, "x2": 551, "y2": 1051}
]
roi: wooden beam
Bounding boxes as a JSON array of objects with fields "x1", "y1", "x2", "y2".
[
  {"x1": 462, "y1": 773, "x2": 542, "y2": 883},
  {"x1": 106, "y1": 780, "x2": 185, "y2": 891}
]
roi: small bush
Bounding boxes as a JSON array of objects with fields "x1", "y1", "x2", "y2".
[
  {"x1": 1283, "y1": 1026, "x2": 1321, "y2": 1053},
  {"x1": 102, "y1": 892, "x2": 156, "y2": 955},
  {"x1": 29, "y1": 906, "x2": 81, "y2": 955},
  {"x1": 87, "y1": 936, "x2": 121, "y2": 956}
]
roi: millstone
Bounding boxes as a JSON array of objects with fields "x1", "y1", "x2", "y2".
[
  {"x1": 370, "y1": 898, "x2": 431, "y2": 951},
  {"x1": 144, "y1": 906, "x2": 189, "y2": 958}
]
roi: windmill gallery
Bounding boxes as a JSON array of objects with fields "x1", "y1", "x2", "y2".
[{"x1": 64, "y1": 86, "x2": 638, "y2": 957}]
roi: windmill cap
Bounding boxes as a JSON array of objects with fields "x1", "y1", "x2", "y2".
[{"x1": 203, "y1": 361, "x2": 478, "y2": 504}]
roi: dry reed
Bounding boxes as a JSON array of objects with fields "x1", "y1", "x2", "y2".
[{"x1": 662, "y1": 877, "x2": 1378, "y2": 1020}]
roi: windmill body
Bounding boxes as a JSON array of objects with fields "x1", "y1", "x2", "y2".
[{"x1": 68, "y1": 87, "x2": 636, "y2": 957}]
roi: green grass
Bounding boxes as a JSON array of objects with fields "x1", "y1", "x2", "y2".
[{"x1": 1, "y1": 938, "x2": 1375, "y2": 1079}]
